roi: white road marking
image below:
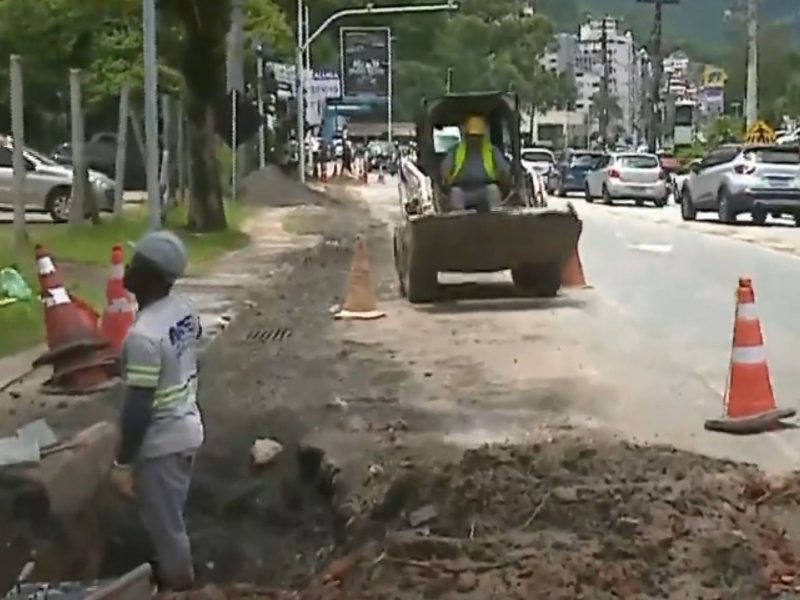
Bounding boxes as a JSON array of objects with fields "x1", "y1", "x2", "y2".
[{"x1": 627, "y1": 243, "x2": 672, "y2": 254}]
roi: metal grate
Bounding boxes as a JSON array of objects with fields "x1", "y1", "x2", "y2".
[{"x1": 245, "y1": 328, "x2": 292, "y2": 343}]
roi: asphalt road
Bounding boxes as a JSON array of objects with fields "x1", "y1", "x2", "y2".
[{"x1": 355, "y1": 181, "x2": 800, "y2": 473}]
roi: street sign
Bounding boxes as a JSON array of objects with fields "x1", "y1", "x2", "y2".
[
  {"x1": 339, "y1": 27, "x2": 390, "y2": 98},
  {"x1": 745, "y1": 120, "x2": 775, "y2": 145}
]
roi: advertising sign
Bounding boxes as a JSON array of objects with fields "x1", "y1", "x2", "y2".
[{"x1": 339, "y1": 27, "x2": 390, "y2": 97}]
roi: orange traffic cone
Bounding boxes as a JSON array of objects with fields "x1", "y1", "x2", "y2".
[
  {"x1": 32, "y1": 245, "x2": 114, "y2": 394},
  {"x1": 101, "y1": 243, "x2": 136, "y2": 354},
  {"x1": 705, "y1": 278, "x2": 796, "y2": 434},
  {"x1": 561, "y1": 246, "x2": 589, "y2": 288},
  {"x1": 334, "y1": 236, "x2": 385, "y2": 320}
]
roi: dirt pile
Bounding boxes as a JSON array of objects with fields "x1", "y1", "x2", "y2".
[
  {"x1": 240, "y1": 166, "x2": 332, "y2": 207},
  {"x1": 232, "y1": 433, "x2": 800, "y2": 599}
]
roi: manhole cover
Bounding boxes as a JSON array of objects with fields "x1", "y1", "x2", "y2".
[{"x1": 245, "y1": 328, "x2": 292, "y2": 342}]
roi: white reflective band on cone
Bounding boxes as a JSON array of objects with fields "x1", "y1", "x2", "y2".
[
  {"x1": 106, "y1": 297, "x2": 133, "y2": 313},
  {"x1": 43, "y1": 287, "x2": 71, "y2": 307},
  {"x1": 110, "y1": 263, "x2": 124, "y2": 279},
  {"x1": 732, "y1": 345, "x2": 766, "y2": 364},
  {"x1": 37, "y1": 257, "x2": 56, "y2": 275},
  {"x1": 737, "y1": 302, "x2": 758, "y2": 320}
]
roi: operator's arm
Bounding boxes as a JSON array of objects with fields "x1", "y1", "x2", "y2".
[
  {"x1": 116, "y1": 332, "x2": 161, "y2": 465},
  {"x1": 440, "y1": 150, "x2": 455, "y2": 189}
]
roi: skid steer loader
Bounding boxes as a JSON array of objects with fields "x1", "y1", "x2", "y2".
[{"x1": 394, "y1": 92, "x2": 582, "y2": 303}]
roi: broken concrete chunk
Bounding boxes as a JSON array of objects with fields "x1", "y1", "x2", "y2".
[
  {"x1": 409, "y1": 504, "x2": 439, "y2": 528},
  {"x1": 17, "y1": 418, "x2": 58, "y2": 448},
  {"x1": 251, "y1": 438, "x2": 283, "y2": 466},
  {"x1": 0, "y1": 436, "x2": 40, "y2": 467},
  {"x1": 552, "y1": 486, "x2": 579, "y2": 503}
]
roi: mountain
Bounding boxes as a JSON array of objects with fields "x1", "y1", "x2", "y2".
[{"x1": 539, "y1": 0, "x2": 800, "y2": 48}]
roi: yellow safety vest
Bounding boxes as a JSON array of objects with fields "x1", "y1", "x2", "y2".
[{"x1": 450, "y1": 138, "x2": 497, "y2": 183}]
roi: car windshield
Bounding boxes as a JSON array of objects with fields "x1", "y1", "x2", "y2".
[
  {"x1": 522, "y1": 151, "x2": 553, "y2": 163},
  {"x1": 433, "y1": 127, "x2": 461, "y2": 153},
  {"x1": 571, "y1": 154, "x2": 602, "y2": 167},
  {"x1": 619, "y1": 155, "x2": 659, "y2": 169},
  {"x1": 25, "y1": 147, "x2": 58, "y2": 166},
  {"x1": 742, "y1": 149, "x2": 800, "y2": 165}
]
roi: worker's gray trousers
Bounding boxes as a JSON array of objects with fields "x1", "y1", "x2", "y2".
[
  {"x1": 134, "y1": 452, "x2": 196, "y2": 591},
  {"x1": 449, "y1": 184, "x2": 502, "y2": 211}
]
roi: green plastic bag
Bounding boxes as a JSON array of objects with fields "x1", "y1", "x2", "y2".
[{"x1": 0, "y1": 267, "x2": 33, "y2": 301}]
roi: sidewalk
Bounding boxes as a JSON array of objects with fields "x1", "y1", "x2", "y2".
[{"x1": 0, "y1": 204, "x2": 326, "y2": 431}]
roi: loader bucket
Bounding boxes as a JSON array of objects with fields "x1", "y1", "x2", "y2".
[{"x1": 403, "y1": 207, "x2": 582, "y2": 274}]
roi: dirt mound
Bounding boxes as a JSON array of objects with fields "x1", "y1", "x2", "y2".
[
  {"x1": 240, "y1": 166, "x2": 331, "y2": 207},
  {"x1": 249, "y1": 434, "x2": 800, "y2": 599}
]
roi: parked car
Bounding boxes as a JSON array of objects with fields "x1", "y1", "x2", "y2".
[
  {"x1": 554, "y1": 150, "x2": 604, "y2": 196},
  {"x1": 584, "y1": 152, "x2": 669, "y2": 207},
  {"x1": 0, "y1": 142, "x2": 115, "y2": 222},
  {"x1": 680, "y1": 144, "x2": 800, "y2": 225},
  {"x1": 51, "y1": 131, "x2": 146, "y2": 190},
  {"x1": 521, "y1": 147, "x2": 557, "y2": 193}
]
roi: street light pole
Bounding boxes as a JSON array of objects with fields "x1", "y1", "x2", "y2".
[
  {"x1": 745, "y1": 0, "x2": 758, "y2": 127},
  {"x1": 296, "y1": 0, "x2": 306, "y2": 183},
  {"x1": 143, "y1": 0, "x2": 161, "y2": 229}
]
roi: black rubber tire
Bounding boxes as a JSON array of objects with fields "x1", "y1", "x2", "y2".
[
  {"x1": 681, "y1": 186, "x2": 697, "y2": 221},
  {"x1": 584, "y1": 184, "x2": 594, "y2": 203},
  {"x1": 558, "y1": 186, "x2": 567, "y2": 198},
  {"x1": 602, "y1": 185, "x2": 613, "y2": 205},
  {"x1": 718, "y1": 188, "x2": 736, "y2": 224},
  {"x1": 46, "y1": 186, "x2": 72, "y2": 223},
  {"x1": 396, "y1": 230, "x2": 437, "y2": 303},
  {"x1": 653, "y1": 194, "x2": 667, "y2": 208},
  {"x1": 751, "y1": 208, "x2": 767, "y2": 226},
  {"x1": 511, "y1": 262, "x2": 561, "y2": 298},
  {"x1": 635, "y1": 199, "x2": 645, "y2": 207}
]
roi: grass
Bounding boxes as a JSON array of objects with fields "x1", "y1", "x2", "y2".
[{"x1": 0, "y1": 202, "x2": 251, "y2": 359}]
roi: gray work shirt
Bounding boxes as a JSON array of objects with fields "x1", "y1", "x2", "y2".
[
  {"x1": 122, "y1": 294, "x2": 204, "y2": 460},
  {"x1": 441, "y1": 141, "x2": 511, "y2": 189}
]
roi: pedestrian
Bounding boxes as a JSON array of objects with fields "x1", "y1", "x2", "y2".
[{"x1": 110, "y1": 230, "x2": 204, "y2": 592}]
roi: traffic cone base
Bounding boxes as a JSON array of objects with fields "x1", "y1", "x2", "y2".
[
  {"x1": 705, "y1": 277, "x2": 795, "y2": 434},
  {"x1": 561, "y1": 247, "x2": 590, "y2": 288},
  {"x1": 335, "y1": 236, "x2": 385, "y2": 321},
  {"x1": 32, "y1": 244, "x2": 113, "y2": 394},
  {"x1": 705, "y1": 407, "x2": 796, "y2": 435}
]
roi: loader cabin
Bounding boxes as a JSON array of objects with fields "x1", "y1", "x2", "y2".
[{"x1": 414, "y1": 92, "x2": 526, "y2": 202}]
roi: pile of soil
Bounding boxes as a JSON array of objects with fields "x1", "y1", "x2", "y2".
[
  {"x1": 228, "y1": 434, "x2": 800, "y2": 599},
  {"x1": 240, "y1": 166, "x2": 332, "y2": 207}
]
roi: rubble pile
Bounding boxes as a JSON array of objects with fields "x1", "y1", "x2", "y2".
[{"x1": 228, "y1": 435, "x2": 800, "y2": 599}]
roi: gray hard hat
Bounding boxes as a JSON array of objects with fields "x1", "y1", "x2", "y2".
[{"x1": 133, "y1": 230, "x2": 187, "y2": 281}]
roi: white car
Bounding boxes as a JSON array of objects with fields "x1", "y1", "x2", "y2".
[
  {"x1": 521, "y1": 147, "x2": 557, "y2": 193},
  {"x1": 584, "y1": 152, "x2": 669, "y2": 207},
  {"x1": 0, "y1": 142, "x2": 114, "y2": 222}
]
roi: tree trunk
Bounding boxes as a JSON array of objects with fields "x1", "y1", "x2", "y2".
[
  {"x1": 186, "y1": 104, "x2": 227, "y2": 232},
  {"x1": 179, "y1": 0, "x2": 229, "y2": 232}
]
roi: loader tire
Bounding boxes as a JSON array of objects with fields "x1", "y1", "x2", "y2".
[
  {"x1": 511, "y1": 262, "x2": 561, "y2": 298},
  {"x1": 396, "y1": 227, "x2": 437, "y2": 303}
]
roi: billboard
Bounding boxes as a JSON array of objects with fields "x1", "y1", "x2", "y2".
[
  {"x1": 307, "y1": 70, "x2": 342, "y2": 126},
  {"x1": 339, "y1": 27, "x2": 390, "y2": 97}
]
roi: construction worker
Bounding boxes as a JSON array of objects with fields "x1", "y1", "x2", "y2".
[
  {"x1": 110, "y1": 230, "x2": 204, "y2": 592},
  {"x1": 440, "y1": 114, "x2": 513, "y2": 211}
]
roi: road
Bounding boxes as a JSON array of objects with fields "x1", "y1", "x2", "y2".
[{"x1": 350, "y1": 181, "x2": 800, "y2": 473}]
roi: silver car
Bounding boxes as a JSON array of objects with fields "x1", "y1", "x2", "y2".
[
  {"x1": 0, "y1": 143, "x2": 114, "y2": 222},
  {"x1": 584, "y1": 152, "x2": 669, "y2": 207},
  {"x1": 521, "y1": 147, "x2": 557, "y2": 193},
  {"x1": 680, "y1": 145, "x2": 800, "y2": 225}
]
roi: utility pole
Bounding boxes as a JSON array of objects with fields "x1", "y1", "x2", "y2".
[
  {"x1": 745, "y1": 0, "x2": 758, "y2": 127},
  {"x1": 599, "y1": 16, "x2": 610, "y2": 149},
  {"x1": 446, "y1": 67, "x2": 453, "y2": 94},
  {"x1": 637, "y1": 0, "x2": 679, "y2": 153}
]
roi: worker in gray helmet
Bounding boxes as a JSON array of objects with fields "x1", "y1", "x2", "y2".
[{"x1": 109, "y1": 230, "x2": 204, "y2": 591}]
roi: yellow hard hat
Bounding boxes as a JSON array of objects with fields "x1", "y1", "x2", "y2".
[{"x1": 463, "y1": 115, "x2": 487, "y2": 135}]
